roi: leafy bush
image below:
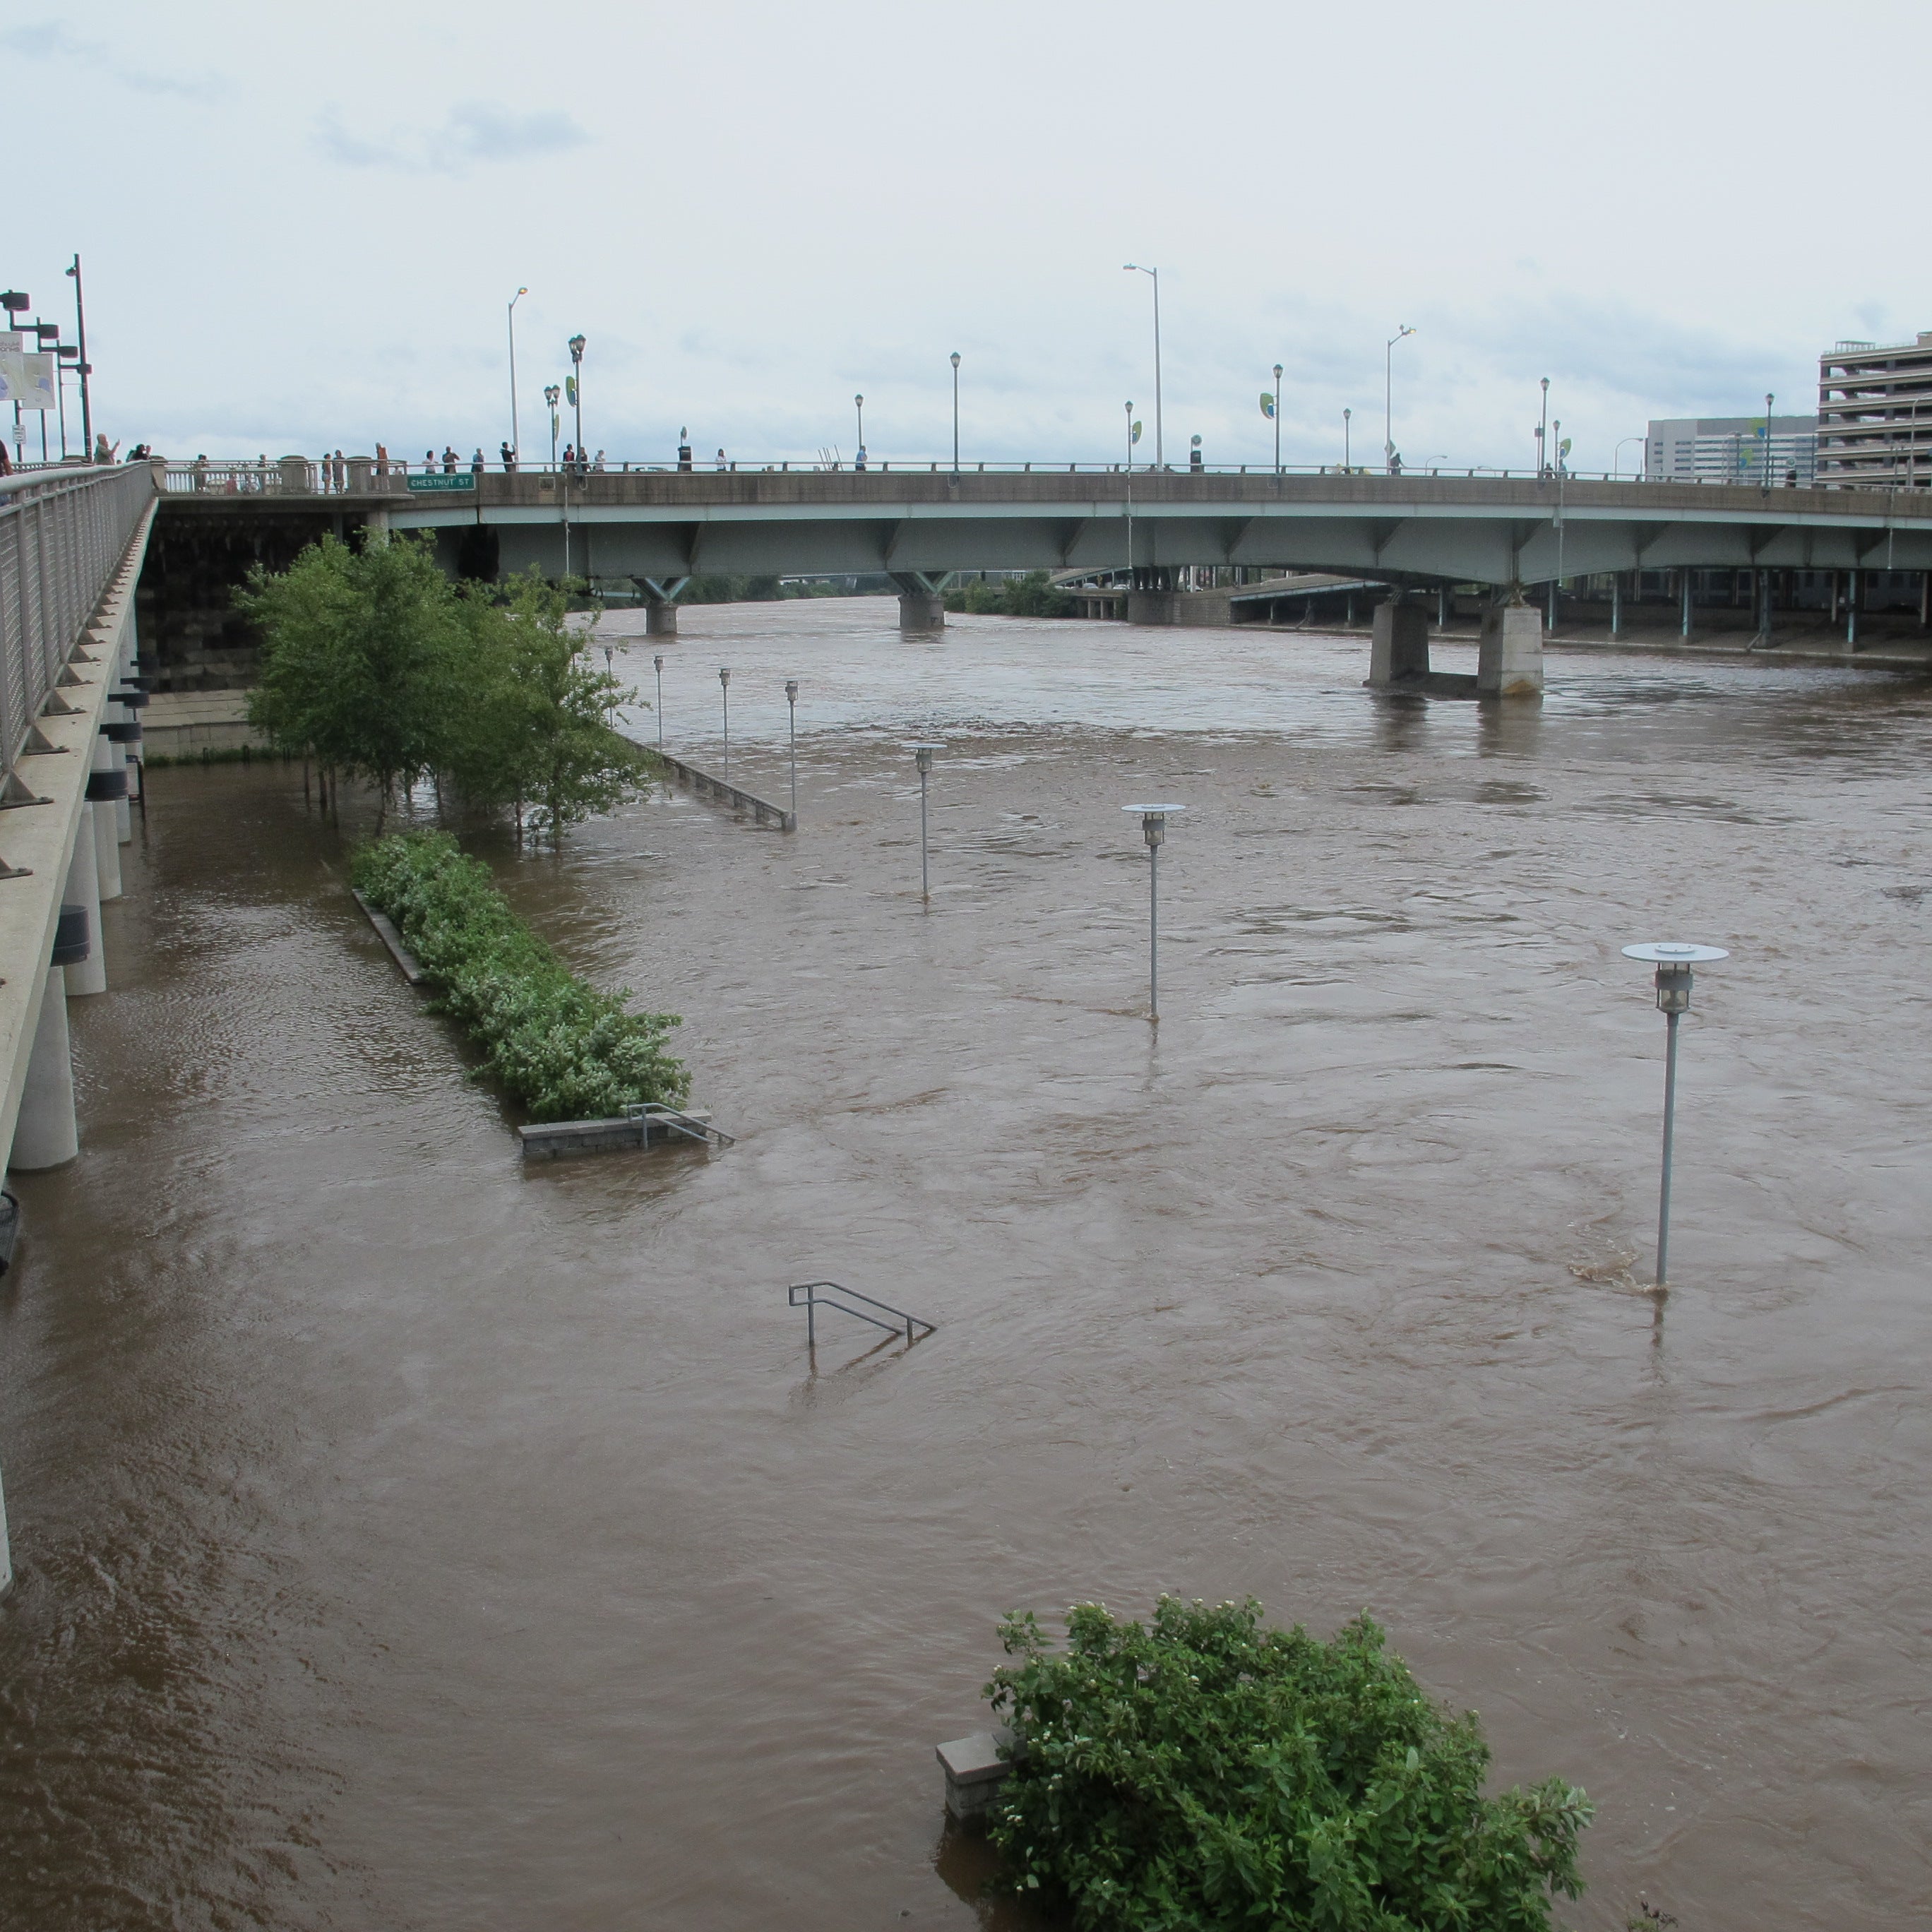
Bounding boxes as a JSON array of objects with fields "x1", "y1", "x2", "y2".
[
  {"x1": 353, "y1": 831, "x2": 688, "y2": 1122},
  {"x1": 943, "y1": 569, "x2": 1075, "y2": 618},
  {"x1": 984, "y1": 1598, "x2": 1591, "y2": 1932}
]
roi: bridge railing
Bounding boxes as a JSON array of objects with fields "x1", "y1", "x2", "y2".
[{"x1": 0, "y1": 463, "x2": 156, "y2": 774}]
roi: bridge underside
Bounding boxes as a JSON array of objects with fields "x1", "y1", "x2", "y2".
[{"x1": 407, "y1": 506, "x2": 1932, "y2": 591}]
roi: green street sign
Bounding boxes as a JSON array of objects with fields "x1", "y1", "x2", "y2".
[{"x1": 406, "y1": 472, "x2": 477, "y2": 493}]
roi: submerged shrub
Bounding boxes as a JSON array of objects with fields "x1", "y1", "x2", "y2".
[
  {"x1": 353, "y1": 831, "x2": 688, "y2": 1121},
  {"x1": 984, "y1": 1597, "x2": 1591, "y2": 1932}
]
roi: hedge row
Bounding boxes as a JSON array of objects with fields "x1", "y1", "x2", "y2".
[{"x1": 352, "y1": 831, "x2": 688, "y2": 1123}]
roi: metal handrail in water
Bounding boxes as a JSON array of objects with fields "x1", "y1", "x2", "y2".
[
  {"x1": 787, "y1": 1281, "x2": 936, "y2": 1349},
  {"x1": 621, "y1": 1101, "x2": 736, "y2": 1147}
]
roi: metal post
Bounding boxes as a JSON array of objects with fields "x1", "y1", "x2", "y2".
[
  {"x1": 1657, "y1": 1006, "x2": 1680, "y2": 1285},
  {"x1": 920, "y1": 764, "x2": 929, "y2": 898},
  {"x1": 1611, "y1": 573, "x2": 1623, "y2": 638},
  {"x1": 1272, "y1": 361, "x2": 1282, "y2": 473},
  {"x1": 654, "y1": 654, "x2": 664, "y2": 752},
  {"x1": 67, "y1": 255, "x2": 91, "y2": 459},
  {"x1": 786, "y1": 679, "x2": 799, "y2": 821},
  {"x1": 718, "y1": 667, "x2": 730, "y2": 777},
  {"x1": 1148, "y1": 840, "x2": 1159, "y2": 1020},
  {"x1": 950, "y1": 352, "x2": 960, "y2": 477},
  {"x1": 1681, "y1": 569, "x2": 1693, "y2": 639},
  {"x1": 508, "y1": 287, "x2": 527, "y2": 462},
  {"x1": 1344, "y1": 407, "x2": 1352, "y2": 470}
]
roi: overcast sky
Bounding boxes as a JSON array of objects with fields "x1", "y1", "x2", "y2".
[{"x1": 6, "y1": 0, "x2": 1926, "y2": 473}]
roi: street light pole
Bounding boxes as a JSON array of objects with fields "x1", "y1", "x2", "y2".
[
  {"x1": 507, "y1": 287, "x2": 527, "y2": 463},
  {"x1": 950, "y1": 353, "x2": 960, "y2": 477},
  {"x1": 654, "y1": 654, "x2": 664, "y2": 753},
  {"x1": 568, "y1": 334, "x2": 586, "y2": 470},
  {"x1": 1344, "y1": 407, "x2": 1352, "y2": 470},
  {"x1": 1621, "y1": 942, "x2": 1729, "y2": 1287},
  {"x1": 1123, "y1": 805, "x2": 1183, "y2": 1022},
  {"x1": 1384, "y1": 323, "x2": 1414, "y2": 470},
  {"x1": 1539, "y1": 376, "x2": 1549, "y2": 477},
  {"x1": 545, "y1": 382, "x2": 566, "y2": 575},
  {"x1": 64, "y1": 255, "x2": 91, "y2": 458},
  {"x1": 911, "y1": 744, "x2": 945, "y2": 899},
  {"x1": 1124, "y1": 400, "x2": 1135, "y2": 577},
  {"x1": 1123, "y1": 264, "x2": 1162, "y2": 465},
  {"x1": 785, "y1": 679, "x2": 799, "y2": 822},
  {"x1": 854, "y1": 393, "x2": 864, "y2": 466},
  {"x1": 718, "y1": 666, "x2": 730, "y2": 778},
  {"x1": 1272, "y1": 361, "x2": 1283, "y2": 473}
]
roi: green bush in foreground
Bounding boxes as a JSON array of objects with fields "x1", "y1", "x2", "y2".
[
  {"x1": 352, "y1": 831, "x2": 688, "y2": 1122},
  {"x1": 984, "y1": 1598, "x2": 1590, "y2": 1932}
]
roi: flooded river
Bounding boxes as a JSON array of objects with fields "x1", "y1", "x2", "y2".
[{"x1": 1, "y1": 600, "x2": 1927, "y2": 1929}]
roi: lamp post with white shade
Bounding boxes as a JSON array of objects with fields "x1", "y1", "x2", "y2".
[
  {"x1": 718, "y1": 667, "x2": 730, "y2": 778},
  {"x1": 653, "y1": 654, "x2": 664, "y2": 752},
  {"x1": 910, "y1": 743, "x2": 945, "y2": 900},
  {"x1": 1621, "y1": 941, "x2": 1729, "y2": 1287},
  {"x1": 1123, "y1": 804, "x2": 1183, "y2": 1021},
  {"x1": 785, "y1": 679, "x2": 799, "y2": 822}
]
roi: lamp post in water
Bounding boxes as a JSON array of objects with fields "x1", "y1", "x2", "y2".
[
  {"x1": 785, "y1": 680, "x2": 799, "y2": 823},
  {"x1": 1123, "y1": 804, "x2": 1183, "y2": 1022},
  {"x1": 653, "y1": 654, "x2": 664, "y2": 752},
  {"x1": 718, "y1": 667, "x2": 731, "y2": 779},
  {"x1": 910, "y1": 743, "x2": 945, "y2": 900},
  {"x1": 1621, "y1": 942, "x2": 1729, "y2": 1287}
]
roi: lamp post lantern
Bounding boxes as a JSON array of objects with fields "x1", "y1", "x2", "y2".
[
  {"x1": 568, "y1": 335, "x2": 586, "y2": 467},
  {"x1": 950, "y1": 353, "x2": 961, "y2": 477},
  {"x1": 1272, "y1": 361, "x2": 1283, "y2": 473},
  {"x1": 854, "y1": 393, "x2": 864, "y2": 467},
  {"x1": 1123, "y1": 263, "x2": 1163, "y2": 465},
  {"x1": 1123, "y1": 806, "x2": 1183, "y2": 1021},
  {"x1": 653, "y1": 653, "x2": 664, "y2": 752},
  {"x1": 718, "y1": 666, "x2": 731, "y2": 778},
  {"x1": 785, "y1": 679, "x2": 799, "y2": 822},
  {"x1": 1343, "y1": 407, "x2": 1352, "y2": 470},
  {"x1": 602, "y1": 640, "x2": 614, "y2": 720},
  {"x1": 1539, "y1": 376, "x2": 1550, "y2": 476},
  {"x1": 1621, "y1": 942, "x2": 1729, "y2": 1287},
  {"x1": 1384, "y1": 323, "x2": 1415, "y2": 470},
  {"x1": 910, "y1": 743, "x2": 945, "y2": 900},
  {"x1": 507, "y1": 287, "x2": 527, "y2": 463}
]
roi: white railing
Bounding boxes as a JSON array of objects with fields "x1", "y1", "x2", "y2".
[{"x1": 0, "y1": 463, "x2": 155, "y2": 773}]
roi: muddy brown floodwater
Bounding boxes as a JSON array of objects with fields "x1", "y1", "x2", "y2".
[{"x1": 1, "y1": 599, "x2": 1928, "y2": 1931}]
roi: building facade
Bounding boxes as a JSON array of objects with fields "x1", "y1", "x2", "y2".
[
  {"x1": 1816, "y1": 335, "x2": 1932, "y2": 488},
  {"x1": 1645, "y1": 416, "x2": 1818, "y2": 486}
]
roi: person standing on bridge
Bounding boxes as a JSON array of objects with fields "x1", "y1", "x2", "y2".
[
  {"x1": 375, "y1": 442, "x2": 389, "y2": 479},
  {"x1": 333, "y1": 449, "x2": 346, "y2": 491},
  {"x1": 715, "y1": 446, "x2": 727, "y2": 470},
  {"x1": 678, "y1": 429, "x2": 693, "y2": 472},
  {"x1": 501, "y1": 440, "x2": 515, "y2": 472},
  {"x1": 443, "y1": 446, "x2": 458, "y2": 474},
  {"x1": 423, "y1": 449, "x2": 435, "y2": 475},
  {"x1": 472, "y1": 448, "x2": 485, "y2": 480}
]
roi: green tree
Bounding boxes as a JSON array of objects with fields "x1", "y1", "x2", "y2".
[
  {"x1": 984, "y1": 1597, "x2": 1591, "y2": 1932},
  {"x1": 239, "y1": 533, "x2": 464, "y2": 831},
  {"x1": 453, "y1": 571, "x2": 647, "y2": 846}
]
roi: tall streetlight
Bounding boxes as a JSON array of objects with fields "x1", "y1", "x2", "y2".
[
  {"x1": 507, "y1": 287, "x2": 527, "y2": 463},
  {"x1": 1621, "y1": 942, "x2": 1729, "y2": 1287},
  {"x1": 544, "y1": 383, "x2": 561, "y2": 470},
  {"x1": 950, "y1": 352, "x2": 961, "y2": 477},
  {"x1": 654, "y1": 654, "x2": 664, "y2": 753},
  {"x1": 1538, "y1": 376, "x2": 1550, "y2": 477},
  {"x1": 1123, "y1": 264, "x2": 1163, "y2": 465},
  {"x1": 64, "y1": 255, "x2": 91, "y2": 458},
  {"x1": 785, "y1": 679, "x2": 799, "y2": 822},
  {"x1": 1124, "y1": 400, "x2": 1136, "y2": 578},
  {"x1": 854, "y1": 393, "x2": 864, "y2": 465},
  {"x1": 1615, "y1": 436, "x2": 1645, "y2": 478},
  {"x1": 546, "y1": 381, "x2": 567, "y2": 576},
  {"x1": 1763, "y1": 390, "x2": 1775, "y2": 493},
  {"x1": 568, "y1": 333, "x2": 586, "y2": 468},
  {"x1": 910, "y1": 743, "x2": 945, "y2": 900},
  {"x1": 1122, "y1": 804, "x2": 1183, "y2": 1022},
  {"x1": 718, "y1": 666, "x2": 731, "y2": 778},
  {"x1": 1383, "y1": 324, "x2": 1415, "y2": 470},
  {"x1": 1343, "y1": 407, "x2": 1352, "y2": 470},
  {"x1": 1271, "y1": 362, "x2": 1283, "y2": 472}
]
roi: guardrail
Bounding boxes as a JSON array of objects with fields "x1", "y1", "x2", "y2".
[
  {"x1": 152, "y1": 456, "x2": 1844, "y2": 489},
  {"x1": 0, "y1": 463, "x2": 155, "y2": 775},
  {"x1": 648, "y1": 747, "x2": 794, "y2": 830}
]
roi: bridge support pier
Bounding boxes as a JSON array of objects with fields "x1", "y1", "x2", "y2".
[
  {"x1": 90, "y1": 737, "x2": 122, "y2": 902},
  {"x1": 1478, "y1": 603, "x2": 1544, "y2": 698},
  {"x1": 1846, "y1": 570, "x2": 1861, "y2": 649},
  {"x1": 64, "y1": 808, "x2": 106, "y2": 997},
  {"x1": 1611, "y1": 573, "x2": 1623, "y2": 638},
  {"x1": 12, "y1": 960, "x2": 79, "y2": 1171},
  {"x1": 644, "y1": 601, "x2": 678, "y2": 636},
  {"x1": 1368, "y1": 598, "x2": 1430, "y2": 686},
  {"x1": 891, "y1": 571, "x2": 949, "y2": 631},
  {"x1": 1681, "y1": 571, "x2": 1694, "y2": 640}
]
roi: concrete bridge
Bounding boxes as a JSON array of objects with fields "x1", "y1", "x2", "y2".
[
  {"x1": 0, "y1": 461, "x2": 157, "y2": 1590},
  {"x1": 155, "y1": 460, "x2": 1932, "y2": 684}
]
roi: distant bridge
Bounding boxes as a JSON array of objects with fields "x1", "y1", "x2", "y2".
[{"x1": 157, "y1": 460, "x2": 1932, "y2": 636}]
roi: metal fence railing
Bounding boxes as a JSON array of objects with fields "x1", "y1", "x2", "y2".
[{"x1": 0, "y1": 463, "x2": 156, "y2": 777}]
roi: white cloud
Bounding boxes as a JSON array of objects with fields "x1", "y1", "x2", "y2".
[{"x1": 315, "y1": 101, "x2": 590, "y2": 175}]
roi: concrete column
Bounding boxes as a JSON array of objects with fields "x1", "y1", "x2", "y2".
[
  {"x1": 1611, "y1": 573, "x2": 1623, "y2": 638},
  {"x1": 1368, "y1": 599, "x2": 1429, "y2": 686},
  {"x1": 643, "y1": 601, "x2": 679, "y2": 636},
  {"x1": 64, "y1": 806, "x2": 106, "y2": 996},
  {"x1": 105, "y1": 708, "x2": 132, "y2": 841},
  {"x1": 898, "y1": 590, "x2": 946, "y2": 631},
  {"x1": 1436, "y1": 585, "x2": 1450, "y2": 629},
  {"x1": 11, "y1": 960, "x2": 78, "y2": 1170},
  {"x1": 1847, "y1": 570, "x2": 1861, "y2": 648},
  {"x1": 1680, "y1": 570, "x2": 1694, "y2": 640},
  {"x1": 1477, "y1": 604, "x2": 1544, "y2": 697},
  {"x1": 90, "y1": 739, "x2": 123, "y2": 901},
  {"x1": 1546, "y1": 578, "x2": 1559, "y2": 631}
]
